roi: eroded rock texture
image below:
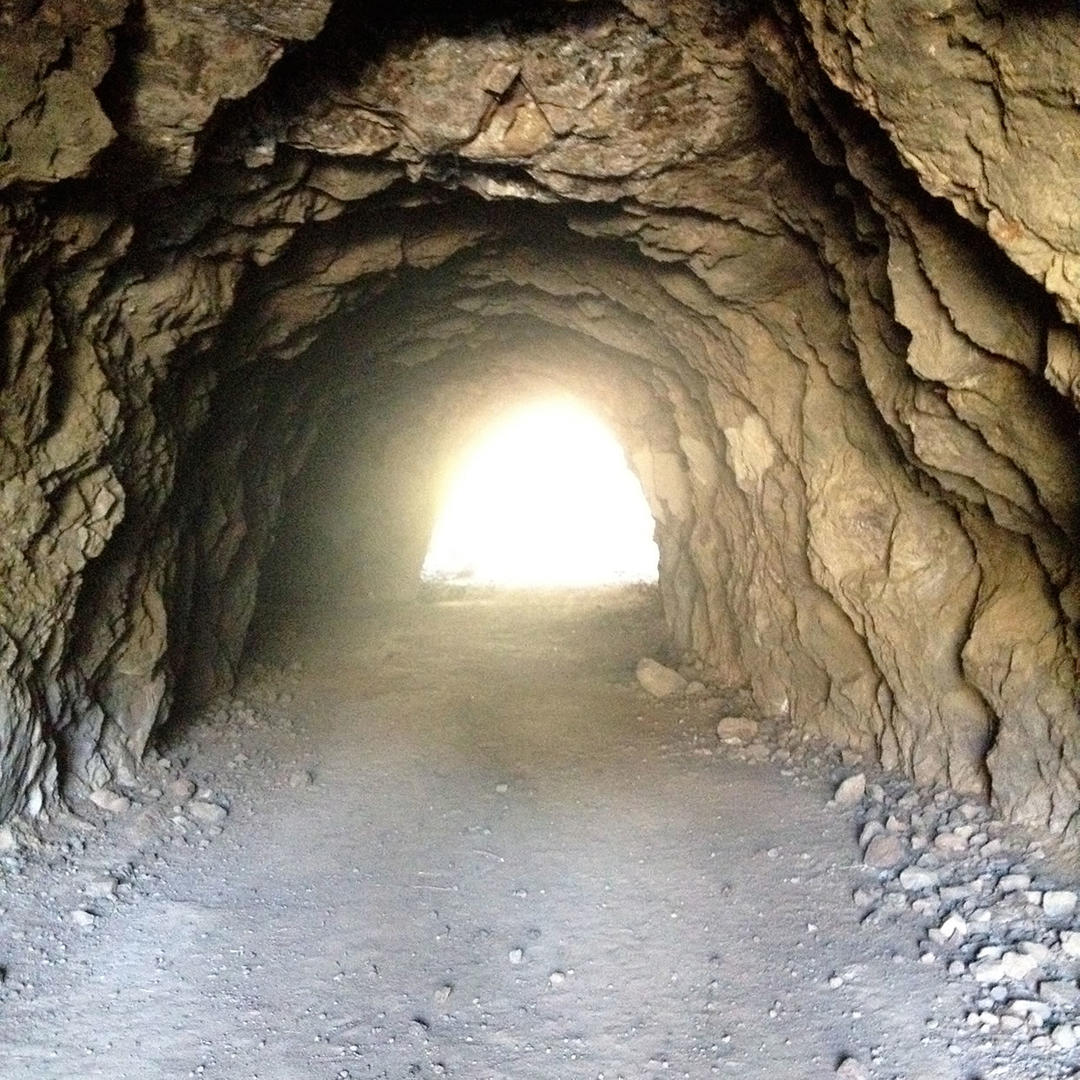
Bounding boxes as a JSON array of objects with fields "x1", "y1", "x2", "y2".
[{"x1": 0, "y1": 1, "x2": 1077, "y2": 839}]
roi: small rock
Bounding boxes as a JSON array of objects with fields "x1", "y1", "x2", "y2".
[
  {"x1": 548, "y1": 970, "x2": 567, "y2": 985},
  {"x1": 971, "y1": 957, "x2": 1006, "y2": 983},
  {"x1": 1008, "y1": 999, "x2": 1052, "y2": 1022},
  {"x1": 1043, "y1": 891, "x2": 1077, "y2": 918},
  {"x1": 288, "y1": 770, "x2": 313, "y2": 789},
  {"x1": 835, "y1": 1058, "x2": 868, "y2": 1080},
  {"x1": 84, "y1": 877, "x2": 118, "y2": 899},
  {"x1": 495, "y1": 783, "x2": 509, "y2": 794},
  {"x1": 508, "y1": 948, "x2": 524, "y2": 965},
  {"x1": 187, "y1": 801, "x2": 227, "y2": 825},
  {"x1": 1017, "y1": 941, "x2": 1051, "y2": 964},
  {"x1": 899, "y1": 866, "x2": 938, "y2": 891},
  {"x1": 635, "y1": 658, "x2": 687, "y2": 698},
  {"x1": 938, "y1": 914, "x2": 968, "y2": 941},
  {"x1": 715, "y1": 716, "x2": 759, "y2": 744},
  {"x1": 89, "y1": 788, "x2": 131, "y2": 814},
  {"x1": 999, "y1": 873, "x2": 1031, "y2": 893},
  {"x1": 1060, "y1": 930, "x2": 1080, "y2": 959},
  {"x1": 863, "y1": 834, "x2": 904, "y2": 869},
  {"x1": 831, "y1": 773, "x2": 866, "y2": 808},
  {"x1": 1000, "y1": 951, "x2": 1039, "y2": 980},
  {"x1": 1039, "y1": 979, "x2": 1080, "y2": 1007},
  {"x1": 1052, "y1": 1023, "x2": 1078, "y2": 1050},
  {"x1": 940, "y1": 882, "x2": 980, "y2": 903},
  {"x1": 933, "y1": 831, "x2": 967, "y2": 855},
  {"x1": 685, "y1": 681, "x2": 707, "y2": 696},
  {"x1": 434, "y1": 984, "x2": 453, "y2": 1004},
  {"x1": 70, "y1": 908, "x2": 96, "y2": 928},
  {"x1": 166, "y1": 778, "x2": 196, "y2": 801},
  {"x1": 858, "y1": 821, "x2": 884, "y2": 847},
  {"x1": 0, "y1": 825, "x2": 16, "y2": 853}
]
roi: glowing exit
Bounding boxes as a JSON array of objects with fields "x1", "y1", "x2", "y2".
[{"x1": 422, "y1": 399, "x2": 659, "y2": 587}]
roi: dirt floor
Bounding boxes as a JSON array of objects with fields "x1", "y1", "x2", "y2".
[{"x1": 1, "y1": 587, "x2": 1077, "y2": 1079}]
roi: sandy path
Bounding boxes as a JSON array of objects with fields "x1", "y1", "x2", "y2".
[{"x1": 0, "y1": 590, "x2": 1034, "y2": 1078}]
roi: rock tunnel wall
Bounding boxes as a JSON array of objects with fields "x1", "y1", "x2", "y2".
[{"x1": 0, "y1": 1, "x2": 1077, "y2": 840}]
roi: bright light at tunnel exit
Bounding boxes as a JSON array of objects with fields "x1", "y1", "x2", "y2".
[{"x1": 422, "y1": 399, "x2": 659, "y2": 587}]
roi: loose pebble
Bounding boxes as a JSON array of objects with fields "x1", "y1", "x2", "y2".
[
  {"x1": 1043, "y1": 890, "x2": 1077, "y2": 918},
  {"x1": 835, "y1": 1057, "x2": 868, "y2": 1080},
  {"x1": 635, "y1": 658, "x2": 686, "y2": 698},
  {"x1": 166, "y1": 778, "x2": 197, "y2": 801},
  {"x1": 89, "y1": 789, "x2": 131, "y2": 814},
  {"x1": 715, "y1": 716, "x2": 759, "y2": 744},
  {"x1": 898, "y1": 866, "x2": 938, "y2": 891},
  {"x1": 863, "y1": 833, "x2": 904, "y2": 868},
  {"x1": 84, "y1": 877, "x2": 118, "y2": 899},
  {"x1": 187, "y1": 801, "x2": 228, "y2": 825},
  {"x1": 831, "y1": 773, "x2": 866, "y2": 808}
]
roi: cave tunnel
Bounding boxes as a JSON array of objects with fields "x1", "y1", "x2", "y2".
[{"x1": 2, "y1": 1, "x2": 1080, "y2": 1075}]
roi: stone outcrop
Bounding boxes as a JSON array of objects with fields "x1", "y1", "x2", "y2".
[{"x1": 0, "y1": 1, "x2": 1077, "y2": 841}]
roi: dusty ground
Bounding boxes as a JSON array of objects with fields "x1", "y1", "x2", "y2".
[{"x1": 0, "y1": 587, "x2": 1077, "y2": 1079}]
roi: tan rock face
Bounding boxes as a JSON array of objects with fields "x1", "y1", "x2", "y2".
[{"x1": 0, "y1": 2, "x2": 1077, "y2": 842}]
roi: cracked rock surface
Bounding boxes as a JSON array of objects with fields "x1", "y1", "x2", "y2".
[{"x1": 0, "y1": 0, "x2": 1077, "y2": 853}]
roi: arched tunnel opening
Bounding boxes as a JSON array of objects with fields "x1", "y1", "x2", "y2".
[
  {"x1": 420, "y1": 397, "x2": 659, "y2": 588},
  {"x1": 3, "y1": 1, "x2": 1080, "y2": 1075}
]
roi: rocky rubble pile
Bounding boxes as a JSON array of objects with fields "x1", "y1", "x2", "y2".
[
  {"x1": 638, "y1": 656, "x2": 1080, "y2": 1077},
  {"x1": 849, "y1": 778, "x2": 1080, "y2": 1063}
]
